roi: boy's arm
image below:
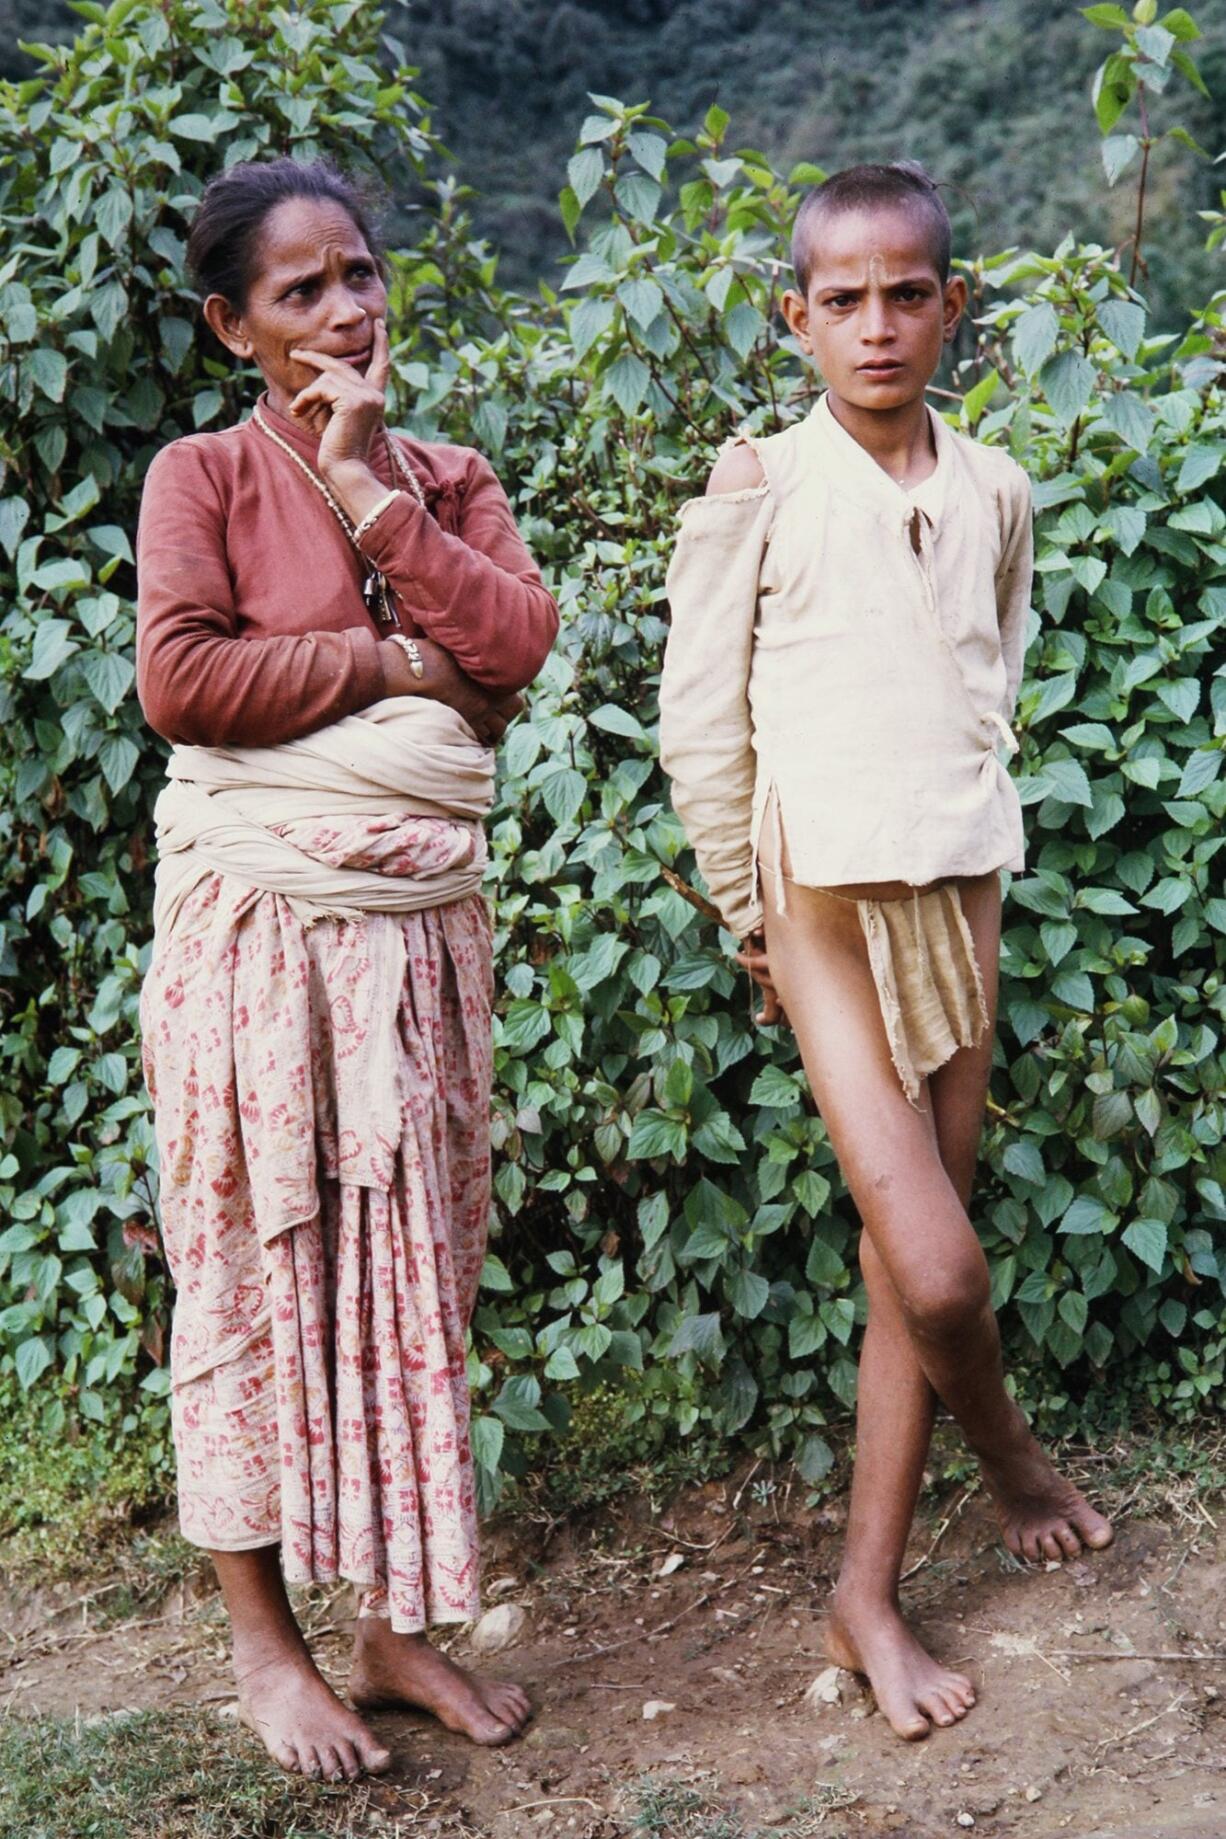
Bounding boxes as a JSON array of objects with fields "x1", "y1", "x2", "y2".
[
  {"x1": 995, "y1": 464, "x2": 1034, "y2": 719},
  {"x1": 659, "y1": 453, "x2": 771, "y2": 942}
]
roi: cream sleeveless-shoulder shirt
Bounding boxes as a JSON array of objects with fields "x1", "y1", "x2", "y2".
[{"x1": 658, "y1": 393, "x2": 1034, "y2": 940}]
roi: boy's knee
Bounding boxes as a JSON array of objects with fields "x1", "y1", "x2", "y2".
[{"x1": 900, "y1": 1256, "x2": 990, "y2": 1344}]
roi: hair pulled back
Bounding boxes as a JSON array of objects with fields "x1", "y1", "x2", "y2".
[
  {"x1": 186, "y1": 157, "x2": 384, "y2": 310},
  {"x1": 792, "y1": 161, "x2": 952, "y2": 292}
]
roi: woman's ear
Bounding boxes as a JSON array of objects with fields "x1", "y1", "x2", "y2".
[
  {"x1": 942, "y1": 273, "x2": 969, "y2": 345},
  {"x1": 202, "y1": 292, "x2": 254, "y2": 361}
]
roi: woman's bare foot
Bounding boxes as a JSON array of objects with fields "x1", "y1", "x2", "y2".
[
  {"x1": 349, "y1": 1619, "x2": 531, "y2": 1746},
  {"x1": 826, "y1": 1588, "x2": 976, "y2": 1741},
  {"x1": 235, "y1": 1636, "x2": 393, "y2": 1780},
  {"x1": 979, "y1": 1416, "x2": 1114, "y2": 1562}
]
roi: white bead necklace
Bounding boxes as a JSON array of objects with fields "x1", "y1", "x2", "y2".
[{"x1": 251, "y1": 403, "x2": 427, "y2": 628}]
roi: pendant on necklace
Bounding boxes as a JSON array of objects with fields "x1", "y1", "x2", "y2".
[{"x1": 363, "y1": 569, "x2": 396, "y2": 627}]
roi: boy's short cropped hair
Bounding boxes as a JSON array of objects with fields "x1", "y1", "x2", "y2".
[{"x1": 791, "y1": 162, "x2": 952, "y2": 293}]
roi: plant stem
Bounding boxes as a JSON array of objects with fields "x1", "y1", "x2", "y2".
[{"x1": 1129, "y1": 81, "x2": 1152, "y2": 289}]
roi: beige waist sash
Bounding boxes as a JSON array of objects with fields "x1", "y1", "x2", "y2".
[{"x1": 152, "y1": 697, "x2": 495, "y2": 935}]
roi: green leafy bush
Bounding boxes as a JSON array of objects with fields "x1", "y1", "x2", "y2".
[
  {"x1": 0, "y1": 0, "x2": 440, "y2": 1432},
  {"x1": 1, "y1": 0, "x2": 1223, "y2": 1509}
]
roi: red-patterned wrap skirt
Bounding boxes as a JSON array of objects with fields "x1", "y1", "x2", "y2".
[{"x1": 140, "y1": 810, "x2": 492, "y2": 1633}]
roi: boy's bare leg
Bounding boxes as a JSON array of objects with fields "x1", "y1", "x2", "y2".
[
  {"x1": 763, "y1": 871, "x2": 1110, "y2": 1725},
  {"x1": 827, "y1": 1225, "x2": 976, "y2": 1737},
  {"x1": 214, "y1": 1546, "x2": 392, "y2": 1780},
  {"x1": 928, "y1": 873, "x2": 1112, "y2": 1559}
]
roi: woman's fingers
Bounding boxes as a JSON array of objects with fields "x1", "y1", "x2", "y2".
[
  {"x1": 288, "y1": 375, "x2": 344, "y2": 422},
  {"x1": 289, "y1": 345, "x2": 366, "y2": 380},
  {"x1": 367, "y1": 316, "x2": 391, "y2": 397}
]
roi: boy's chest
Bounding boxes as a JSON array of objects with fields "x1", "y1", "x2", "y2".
[{"x1": 758, "y1": 476, "x2": 1003, "y2": 641}]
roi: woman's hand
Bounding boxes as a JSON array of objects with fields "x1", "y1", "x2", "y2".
[
  {"x1": 735, "y1": 928, "x2": 788, "y2": 1027},
  {"x1": 289, "y1": 317, "x2": 392, "y2": 516},
  {"x1": 381, "y1": 635, "x2": 524, "y2": 744}
]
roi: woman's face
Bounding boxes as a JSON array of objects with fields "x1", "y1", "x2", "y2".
[{"x1": 203, "y1": 195, "x2": 388, "y2": 415}]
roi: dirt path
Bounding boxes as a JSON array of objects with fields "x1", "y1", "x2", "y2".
[{"x1": 5, "y1": 1463, "x2": 1225, "y2": 1838}]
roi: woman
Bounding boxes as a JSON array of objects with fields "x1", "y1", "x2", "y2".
[{"x1": 136, "y1": 158, "x2": 557, "y2": 1782}]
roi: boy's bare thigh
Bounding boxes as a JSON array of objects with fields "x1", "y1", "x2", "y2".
[
  {"x1": 928, "y1": 871, "x2": 1002, "y2": 1205},
  {"x1": 760, "y1": 855, "x2": 1000, "y2": 1292}
]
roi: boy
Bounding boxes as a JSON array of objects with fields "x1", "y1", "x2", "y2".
[{"x1": 658, "y1": 164, "x2": 1112, "y2": 1741}]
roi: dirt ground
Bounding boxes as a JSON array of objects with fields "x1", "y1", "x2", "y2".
[{"x1": 5, "y1": 1454, "x2": 1226, "y2": 1839}]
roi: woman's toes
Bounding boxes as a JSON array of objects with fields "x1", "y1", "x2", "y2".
[
  {"x1": 493, "y1": 1687, "x2": 531, "y2": 1726},
  {"x1": 1077, "y1": 1511, "x2": 1114, "y2": 1549},
  {"x1": 316, "y1": 1743, "x2": 344, "y2": 1782},
  {"x1": 359, "y1": 1736, "x2": 392, "y2": 1775}
]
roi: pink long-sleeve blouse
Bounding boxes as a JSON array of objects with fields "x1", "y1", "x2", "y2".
[{"x1": 136, "y1": 394, "x2": 558, "y2": 747}]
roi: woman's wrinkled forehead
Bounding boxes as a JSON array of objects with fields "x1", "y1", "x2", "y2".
[
  {"x1": 251, "y1": 195, "x2": 373, "y2": 288},
  {"x1": 800, "y1": 204, "x2": 946, "y2": 293}
]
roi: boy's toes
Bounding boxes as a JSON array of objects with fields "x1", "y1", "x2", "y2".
[
  {"x1": 1054, "y1": 1523, "x2": 1082, "y2": 1560},
  {"x1": 1039, "y1": 1531, "x2": 1064, "y2": 1563}
]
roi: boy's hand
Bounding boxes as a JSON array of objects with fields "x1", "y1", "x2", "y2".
[{"x1": 735, "y1": 928, "x2": 787, "y2": 1027}]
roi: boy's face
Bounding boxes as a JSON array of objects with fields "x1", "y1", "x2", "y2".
[{"x1": 780, "y1": 206, "x2": 967, "y2": 414}]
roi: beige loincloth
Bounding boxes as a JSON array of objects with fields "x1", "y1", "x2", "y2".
[{"x1": 810, "y1": 879, "x2": 990, "y2": 1107}]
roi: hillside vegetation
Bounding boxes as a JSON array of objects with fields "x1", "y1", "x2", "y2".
[{"x1": 5, "y1": 0, "x2": 1224, "y2": 324}]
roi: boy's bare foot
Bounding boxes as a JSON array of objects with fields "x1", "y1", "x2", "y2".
[
  {"x1": 979, "y1": 1417, "x2": 1114, "y2": 1562},
  {"x1": 349, "y1": 1619, "x2": 531, "y2": 1745},
  {"x1": 235, "y1": 1638, "x2": 392, "y2": 1780},
  {"x1": 826, "y1": 1590, "x2": 975, "y2": 1741}
]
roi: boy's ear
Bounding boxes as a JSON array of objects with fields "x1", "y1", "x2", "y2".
[
  {"x1": 942, "y1": 274, "x2": 969, "y2": 345},
  {"x1": 780, "y1": 287, "x2": 812, "y2": 351}
]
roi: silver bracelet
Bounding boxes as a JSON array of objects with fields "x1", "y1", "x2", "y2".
[
  {"x1": 387, "y1": 632, "x2": 425, "y2": 680},
  {"x1": 353, "y1": 489, "x2": 403, "y2": 543}
]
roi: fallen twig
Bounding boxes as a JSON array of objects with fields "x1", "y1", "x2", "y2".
[
  {"x1": 563, "y1": 1548, "x2": 767, "y2": 1665},
  {"x1": 507, "y1": 1797, "x2": 602, "y2": 1815},
  {"x1": 1048, "y1": 1649, "x2": 1226, "y2": 1663}
]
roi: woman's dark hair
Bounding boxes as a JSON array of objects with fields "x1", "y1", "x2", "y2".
[
  {"x1": 186, "y1": 157, "x2": 384, "y2": 309},
  {"x1": 791, "y1": 161, "x2": 952, "y2": 292}
]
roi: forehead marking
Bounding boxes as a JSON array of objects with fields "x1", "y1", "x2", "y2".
[{"x1": 867, "y1": 251, "x2": 887, "y2": 287}]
